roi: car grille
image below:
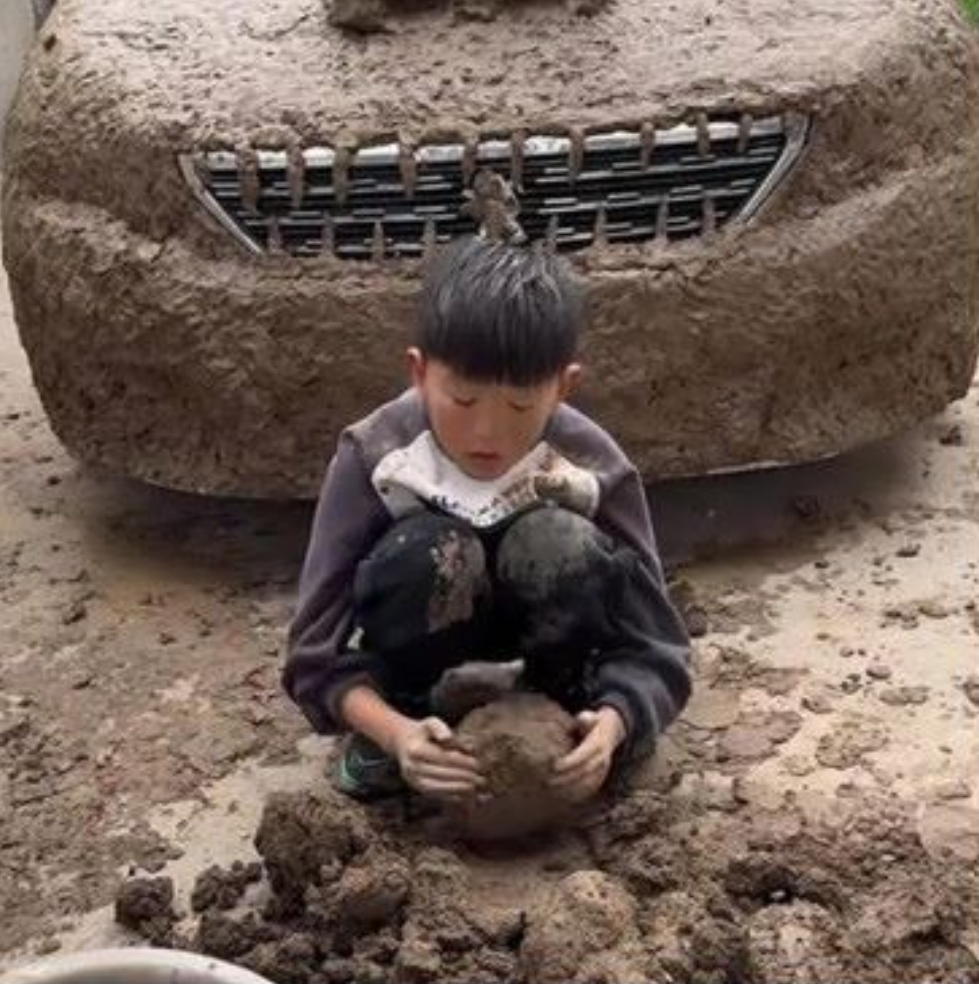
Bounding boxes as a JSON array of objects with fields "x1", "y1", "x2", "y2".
[{"x1": 180, "y1": 114, "x2": 808, "y2": 260}]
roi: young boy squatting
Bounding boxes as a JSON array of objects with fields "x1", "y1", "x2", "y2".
[{"x1": 284, "y1": 236, "x2": 692, "y2": 804}]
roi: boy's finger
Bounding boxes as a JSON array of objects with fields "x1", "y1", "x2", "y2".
[
  {"x1": 412, "y1": 764, "x2": 487, "y2": 786},
  {"x1": 415, "y1": 746, "x2": 483, "y2": 772},
  {"x1": 422, "y1": 718, "x2": 455, "y2": 744},
  {"x1": 417, "y1": 777, "x2": 483, "y2": 796},
  {"x1": 552, "y1": 757, "x2": 601, "y2": 787},
  {"x1": 550, "y1": 759, "x2": 602, "y2": 788},
  {"x1": 552, "y1": 763, "x2": 608, "y2": 795},
  {"x1": 553, "y1": 738, "x2": 600, "y2": 773}
]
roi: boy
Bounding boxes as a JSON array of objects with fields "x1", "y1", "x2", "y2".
[{"x1": 284, "y1": 235, "x2": 691, "y2": 803}]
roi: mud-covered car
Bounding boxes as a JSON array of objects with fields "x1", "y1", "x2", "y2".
[{"x1": 2, "y1": 0, "x2": 978, "y2": 497}]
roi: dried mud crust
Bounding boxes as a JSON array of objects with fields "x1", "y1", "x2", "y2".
[{"x1": 117, "y1": 781, "x2": 979, "y2": 984}]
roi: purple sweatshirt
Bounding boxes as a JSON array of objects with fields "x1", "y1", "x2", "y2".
[{"x1": 284, "y1": 389, "x2": 691, "y2": 753}]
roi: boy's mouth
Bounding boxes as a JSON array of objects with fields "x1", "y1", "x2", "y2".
[{"x1": 466, "y1": 451, "x2": 505, "y2": 474}]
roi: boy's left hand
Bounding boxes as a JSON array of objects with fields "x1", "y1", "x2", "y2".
[{"x1": 550, "y1": 706, "x2": 627, "y2": 802}]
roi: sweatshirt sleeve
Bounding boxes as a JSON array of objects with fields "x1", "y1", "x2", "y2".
[
  {"x1": 594, "y1": 468, "x2": 664, "y2": 573},
  {"x1": 283, "y1": 434, "x2": 390, "y2": 734},
  {"x1": 591, "y1": 468, "x2": 692, "y2": 759}
]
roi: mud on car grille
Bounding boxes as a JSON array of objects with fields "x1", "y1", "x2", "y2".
[{"x1": 180, "y1": 114, "x2": 808, "y2": 260}]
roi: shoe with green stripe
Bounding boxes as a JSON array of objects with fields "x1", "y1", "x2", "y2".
[{"x1": 335, "y1": 733, "x2": 406, "y2": 801}]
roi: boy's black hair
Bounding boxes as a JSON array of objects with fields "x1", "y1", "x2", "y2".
[{"x1": 417, "y1": 236, "x2": 585, "y2": 386}]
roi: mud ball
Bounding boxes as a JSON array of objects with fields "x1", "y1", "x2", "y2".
[{"x1": 450, "y1": 693, "x2": 578, "y2": 841}]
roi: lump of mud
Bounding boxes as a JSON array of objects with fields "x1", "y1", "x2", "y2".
[
  {"x1": 851, "y1": 872, "x2": 965, "y2": 950},
  {"x1": 191, "y1": 859, "x2": 263, "y2": 912},
  {"x1": 451, "y1": 693, "x2": 577, "y2": 841},
  {"x1": 114, "y1": 875, "x2": 176, "y2": 945},
  {"x1": 520, "y1": 870, "x2": 640, "y2": 983},
  {"x1": 240, "y1": 932, "x2": 319, "y2": 984},
  {"x1": 746, "y1": 901, "x2": 846, "y2": 984},
  {"x1": 254, "y1": 789, "x2": 371, "y2": 913},
  {"x1": 639, "y1": 889, "x2": 749, "y2": 983},
  {"x1": 308, "y1": 845, "x2": 411, "y2": 929},
  {"x1": 336, "y1": 850, "x2": 410, "y2": 926},
  {"x1": 393, "y1": 848, "x2": 480, "y2": 977},
  {"x1": 195, "y1": 910, "x2": 280, "y2": 961}
]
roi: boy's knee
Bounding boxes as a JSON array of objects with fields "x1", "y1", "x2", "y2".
[
  {"x1": 496, "y1": 506, "x2": 609, "y2": 602},
  {"x1": 365, "y1": 512, "x2": 486, "y2": 585},
  {"x1": 355, "y1": 513, "x2": 488, "y2": 638}
]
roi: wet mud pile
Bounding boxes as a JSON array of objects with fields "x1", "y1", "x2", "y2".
[{"x1": 117, "y1": 763, "x2": 979, "y2": 983}]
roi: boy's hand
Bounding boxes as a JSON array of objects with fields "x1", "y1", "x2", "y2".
[
  {"x1": 392, "y1": 716, "x2": 486, "y2": 801},
  {"x1": 550, "y1": 707, "x2": 627, "y2": 802}
]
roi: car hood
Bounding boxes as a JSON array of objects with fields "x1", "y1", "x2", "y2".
[
  {"x1": 6, "y1": 0, "x2": 977, "y2": 255},
  {"x1": 24, "y1": 0, "x2": 964, "y2": 144}
]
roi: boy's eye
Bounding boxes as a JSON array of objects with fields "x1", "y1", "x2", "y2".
[
  {"x1": 509, "y1": 402, "x2": 533, "y2": 413},
  {"x1": 452, "y1": 396, "x2": 477, "y2": 408}
]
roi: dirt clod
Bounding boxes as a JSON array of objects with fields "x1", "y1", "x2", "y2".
[
  {"x1": 878, "y1": 685, "x2": 929, "y2": 706},
  {"x1": 254, "y1": 788, "x2": 370, "y2": 912},
  {"x1": 326, "y1": 846, "x2": 411, "y2": 927},
  {"x1": 520, "y1": 871, "x2": 639, "y2": 983},
  {"x1": 114, "y1": 875, "x2": 176, "y2": 945},
  {"x1": 191, "y1": 860, "x2": 263, "y2": 913},
  {"x1": 195, "y1": 911, "x2": 277, "y2": 961},
  {"x1": 241, "y1": 933, "x2": 319, "y2": 984},
  {"x1": 746, "y1": 901, "x2": 845, "y2": 983}
]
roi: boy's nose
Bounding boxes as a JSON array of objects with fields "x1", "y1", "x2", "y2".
[{"x1": 471, "y1": 409, "x2": 501, "y2": 443}]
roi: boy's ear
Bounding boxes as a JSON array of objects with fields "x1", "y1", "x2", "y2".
[
  {"x1": 407, "y1": 347, "x2": 426, "y2": 388},
  {"x1": 559, "y1": 362, "x2": 582, "y2": 399}
]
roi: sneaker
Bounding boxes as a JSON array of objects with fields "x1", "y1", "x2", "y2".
[{"x1": 334, "y1": 733, "x2": 406, "y2": 801}]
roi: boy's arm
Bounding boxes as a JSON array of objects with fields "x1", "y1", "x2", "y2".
[
  {"x1": 283, "y1": 435, "x2": 389, "y2": 733},
  {"x1": 592, "y1": 469, "x2": 692, "y2": 758},
  {"x1": 339, "y1": 686, "x2": 416, "y2": 754}
]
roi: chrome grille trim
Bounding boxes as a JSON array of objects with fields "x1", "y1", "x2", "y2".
[{"x1": 181, "y1": 113, "x2": 810, "y2": 260}]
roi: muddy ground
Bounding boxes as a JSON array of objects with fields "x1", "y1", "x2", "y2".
[{"x1": 1, "y1": 246, "x2": 978, "y2": 980}]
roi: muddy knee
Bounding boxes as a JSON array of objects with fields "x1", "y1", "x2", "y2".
[
  {"x1": 496, "y1": 507, "x2": 609, "y2": 603},
  {"x1": 354, "y1": 513, "x2": 488, "y2": 642}
]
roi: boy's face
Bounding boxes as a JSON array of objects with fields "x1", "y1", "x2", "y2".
[{"x1": 408, "y1": 350, "x2": 580, "y2": 481}]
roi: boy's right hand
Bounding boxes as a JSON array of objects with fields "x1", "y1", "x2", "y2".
[{"x1": 392, "y1": 716, "x2": 486, "y2": 800}]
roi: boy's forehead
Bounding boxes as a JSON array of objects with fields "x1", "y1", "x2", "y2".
[{"x1": 436, "y1": 363, "x2": 555, "y2": 397}]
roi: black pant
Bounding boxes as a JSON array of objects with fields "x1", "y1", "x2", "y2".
[{"x1": 352, "y1": 505, "x2": 648, "y2": 733}]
